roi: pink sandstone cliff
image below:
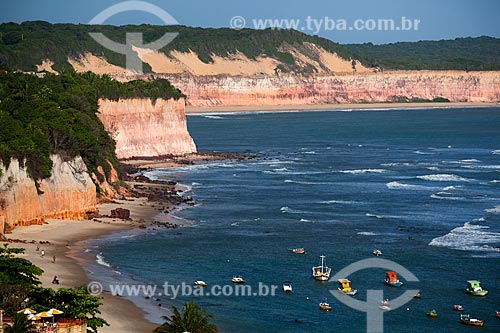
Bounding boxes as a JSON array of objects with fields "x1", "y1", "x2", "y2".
[
  {"x1": 97, "y1": 98, "x2": 197, "y2": 159},
  {"x1": 0, "y1": 155, "x2": 97, "y2": 233},
  {"x1": 165, "y1": 71, "x2": 500, "y2": 107}
]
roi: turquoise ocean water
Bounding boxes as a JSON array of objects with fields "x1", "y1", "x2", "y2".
[{"x1": 85, "y1": 108, "x2": 500, "y2": 332}]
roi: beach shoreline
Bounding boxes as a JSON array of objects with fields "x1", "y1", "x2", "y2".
[
  {"x1": 5, "y1": 181, "x2": 191, "y2": 333},
  {"x1": 186, "y1": 101, "x2": 499, "y2": 114}
]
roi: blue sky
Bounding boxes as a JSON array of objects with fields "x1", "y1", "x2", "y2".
[{"x1": 1, "y1": 0, "x2": 499, "y2": 44}]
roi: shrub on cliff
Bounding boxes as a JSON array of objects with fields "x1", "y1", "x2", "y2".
[{"x1": 0, "y1": 70, "x2": 184, "y2": 187}]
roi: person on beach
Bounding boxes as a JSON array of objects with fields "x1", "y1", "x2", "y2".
[
  {"x1": 52, "y1": 255, "x2": 56, "y2": 263},
  {"x1": 36, "y1": 245, "x2": 39, "y2": 251},
  {"x1": 52, "y1": 276, "x2": 59, "y2": 284},
  {"x1": 41, "y1": 249, "x2": 45, "y2": 257}
]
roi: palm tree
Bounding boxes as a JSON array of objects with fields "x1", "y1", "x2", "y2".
[
  {"x1": 154, "y1": 302, "x2": 218, "y2": 333},
  {"x1": 4, "y1": 312, "x2": 34, "y2": 333}
]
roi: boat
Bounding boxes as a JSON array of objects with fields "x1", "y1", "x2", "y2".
[
  {"x1": 379, "y1": 299, "x2": 391, "y2": 311},
  {"x1": 384, "y1": 271, "x2": 403, "y2": 287},
  {"x1": 319, "y1": 298, "x2": 332, "y2": 312},
  {"x1": 465, "y1": 280, "x2": 488, "y2": 296},
  {"x1": 496, "y1": 311, "x2": 500, "y2": 318},
  {"x1": 427, "y1": 309, "x2": 438, "y2": 318},
  {"x1": 282, "y1": 281, "x2": 293, "y2": 292},
  {"x1": 194, "y1": 280, "x2": 208, "y2": 287},
  {"x1": 292, "y1": 248, "x2": 305, "y2": 254},
  {"x1": 312, "y1": 255, "x2": 331, "y2": 281},
  {"x1": 453, "y1": 305, "x2": 464, "y2": 311},
  {"x1": 231, "y1": 275, "x2": 246, "y2": 284},
  {"x1": 414, "y1": 292, "x2": 421, "y2": 299},
  {"x1": 372, "y1": 249, "x2": 382, "y2": 256},
  {"x1": 337, "y1": 278, "x2": 357, "y2": 296},
  {"x1": 460, "y1": 314, "x2": 484, "y2": 327}
]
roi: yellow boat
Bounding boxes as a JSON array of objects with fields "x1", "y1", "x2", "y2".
[{"x1": 338, "y1": 278, "x2": 357, "y2": 296}]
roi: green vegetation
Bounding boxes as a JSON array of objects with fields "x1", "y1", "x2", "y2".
[
  {"x1": 0, "y1": 70, "x2": 183, "y2": 186},
  {"x1": 4, "y1": 313, "x2": 33, "y2": 333},
  {"x1": 1, "y1": 22, "x2": 499, "y2": 73},
  {"x1": 0, "y1": 21, "x2": 357, "y2": 74},
  {"x1": 345, "y1": 36, "x2": 500, "y2": 71},
  {"x1": 0, "y1": 244, "x2": 108, "y2": 333},
  {"x1": 154, "y1": 301, "x2": 218, "y2": 333}
]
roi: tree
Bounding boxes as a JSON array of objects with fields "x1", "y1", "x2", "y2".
[
  {"x1": 0, "y1": 244, "x2": 43, "y2": 285},
  {"x1": 27, "y1": 286, "x2": 109, "y2": 333},
  {"x1": 4, "y1": 312, "x2": 33, "y2": 333},
  {"x1": 154, "y1": 302, "x2": 218, "y2": 333}
]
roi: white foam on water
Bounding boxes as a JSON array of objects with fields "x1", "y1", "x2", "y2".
[
  {"x1": 96, "y1": 253, "x2": 111, "y2": 267},
  {"x1": 280, "y1": 206, "x2": 307, "y2": 214},
  {"x1": 201, "y1": 115, "x2": 225, "y2": 119},
  {"x1": 414, "y1": 150, "x2": 437, "y2": 155},
  {"x1": 365, "y1": 213, "x2": 384, "y2": 219},
  {"x1": 491, "y1": 150, "x2": 500, "y2": 155},
  {"x1": 339, "y1": 169, "x2": 389, "y2": 174},
  {"x1": 429, "y1": 222, "x2": 500, "y2": 252},
  {"x1": 284, "y1": 179, "x2": 331, "y2": 185},
  {"x1": 357, "y1": 231, "x2": 378, "y2": 236},
  {"x1": 430, "y1": 193, "x2": 465, "y2": 201},
  {"x1": 320, "y1": 200, "x2": 356, "y2": 205},
  {"x1": 485, "y1": 206, "x2": 500, "y2": 214},
  {"x1": 461, "y1": 165, "x2": 500, "y2": 170},
  {"x1": 416, "y1": 174, "x2": 471, "y2": 182},
  {"x1": 380, "y1": 162, "x2": 412, "y2": 167},
  {"x1": 426, "y1": 167, "x2": 440, "y2": 171},
  {"x1": 300, "y1": 218, "x2": 311, "y2": 222},
  {"x1": 386, "y1": 181, "x2": 436, "y2": 190}
]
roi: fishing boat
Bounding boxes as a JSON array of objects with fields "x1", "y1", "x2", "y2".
[
  {"x1": 495, "y1": 311, "x2": 500, "y2": 318},
  {"x1": 292, "y1": 248, "x2": 305, "y2": 254},
  {"x1": 312, "y1": 255, "x2": 331, "y2": 281},
  {"x1": 427, "y1": 309, "x2": 438, "y2": 318},
  {"x1": 414, "y1": 292, "x2": 421, "y2": 299},
  {"x1": 338, "y1": 279, "x2": 357, "y2": 296},
  {"x1": 384, "y1": 271, "x2": 403, "y2": 287},
  {"x1": 379, "y1": 299, "x2": 391, "y2": 311},
  {"x1": 460, "y1": 314, "x2": 484, "y2": 327},
  {"x1": 372, "y1": 249, "x2": 382, "y2": 256},
  {"x1": 465, "y1": 280, "x2": 488, "y2": 296},
  {"x1": 453, "y1": 305, "x2": 464, "y2": 311},
  {"x1": 194, "y1": 280, "x2": 208, "y2": 287},
  {"x1": 282, "y1": 281, "x2": 293, "y2": 293},
  {"x1": 231, "y1": 275, "x2": 246, "y2": 284},
  {"x1": 319, "y1": 298, "x2": 332, "y2": 312}
]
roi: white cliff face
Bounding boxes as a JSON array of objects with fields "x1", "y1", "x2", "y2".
[
  {"x1": 97, "y1": 98, "x2": 197, "y2": 159},
  {"x1": 0, "y1": 155, "x2": 97, "y2": 233}
]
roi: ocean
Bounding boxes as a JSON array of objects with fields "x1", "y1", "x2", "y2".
[{"x1": 85, "y1": 108, "x2": 500, "y2": 332}]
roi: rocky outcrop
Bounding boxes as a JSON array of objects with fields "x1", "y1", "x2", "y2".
[
  {"x1": 97, "y1": 98, "x2": 197, "y2": 159},
  {"x1": 0, "y1": 155, "x2": 97, "y2": 233},
  {"x1": 166, "y1": 71, "x2": 500, "y2": 107}
]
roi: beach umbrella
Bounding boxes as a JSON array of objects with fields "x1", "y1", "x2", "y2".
[
  {"x1": 27, "y1": 314, "x2": 42, "y2": 321},
  {"x1": 48, "y1": 309, "x2": 63, "y2": 315},
  {"x1": 36, "y1": 311, "x2": 53, "y2": 318},
  {"x1": 17, "y1": 308, "x2": 36, "y2": 314}
]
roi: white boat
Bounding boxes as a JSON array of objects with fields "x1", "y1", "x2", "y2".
[
  {"x1": 194, "y1": 280, "x2": 208, "y2": 287},
  {"x1": 231, "y1": 275, "x2": 246, "y2": 284},
  {"x1": 282, "y1": 281, "x2": 293, "y2": 292},
  {"x1": 373, "y1": 249, "x2": 382, "y2": 256},
  {"x1": 319, "y1": 298, "x2": 332, "y2": 311},
  {"x1": 338, "y1": 278, "x2": 357, "y2": 296},
  {"x1": 312, "y1": 255, "x2": 331, "y2": 281}
]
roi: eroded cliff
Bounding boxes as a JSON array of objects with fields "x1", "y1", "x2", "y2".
[
  {"x1": 97, "y1": 98, "x2": 197, "y2": 159},
  {"x1": 166, "y1": 71, "x2": 500, "y2": 107},
  {"x1": 0, "y1": 155, "x2": 97, "y2": 233}
]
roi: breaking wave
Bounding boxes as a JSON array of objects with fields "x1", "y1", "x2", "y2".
[
  {"x1": 429, "y1": 222, "x2": 500, "y2": 253},
  {"x1": 339, "y1": 169, "x2": 389, "y2": 174},
  {"x1": 386, "y1": 181, "x2": 436, "y2": 190},
  {"x1": 416, "y1": 174, "x2": 471, "y2": 182}
]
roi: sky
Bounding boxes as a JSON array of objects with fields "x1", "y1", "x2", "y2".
[{"x1": 1, "y1": 0, "x2": 499, "y2": 44}]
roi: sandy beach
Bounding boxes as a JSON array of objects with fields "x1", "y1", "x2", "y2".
[
  {"x1": 186, "y1": 101, "x2": 499, "y2": 114},
  {"x1": 6, "y1": 190, "x2": 181, "y2": 333}
]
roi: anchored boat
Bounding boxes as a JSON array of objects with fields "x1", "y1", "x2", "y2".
[
  {"x1": 460, "y1": 314, "x2": 484, "y2": 327},
  {"x1": 231, "y1": 275, "x2": 246, "y2": 284},
  {"x1": 465, "y1": 280, "x2": 488, "y2": 296},
  {"x1": 319, "y1": 298, "x2": 332, "y2": 312},
  {"x1": 384, "y1": 271, "x2": 403, "y2": 287},
  {"x1": 194, "y1": 280, "x2": 208, "y2": 287},
  {"x1": 312, "y1": 255, "x2": 331, "y2": 281},
  {"x1": 338, "y1": 279, "x2": 357, "y2": 296},
  {"x1": 282, "y1": 281, "x2": 293, "y2": 293},
  {"x1": 291, "y1": 248, "x2": 305, "y2": 254},
  {"x1": 427, "y1": 309, "x2": 438, "y2": 318}
]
